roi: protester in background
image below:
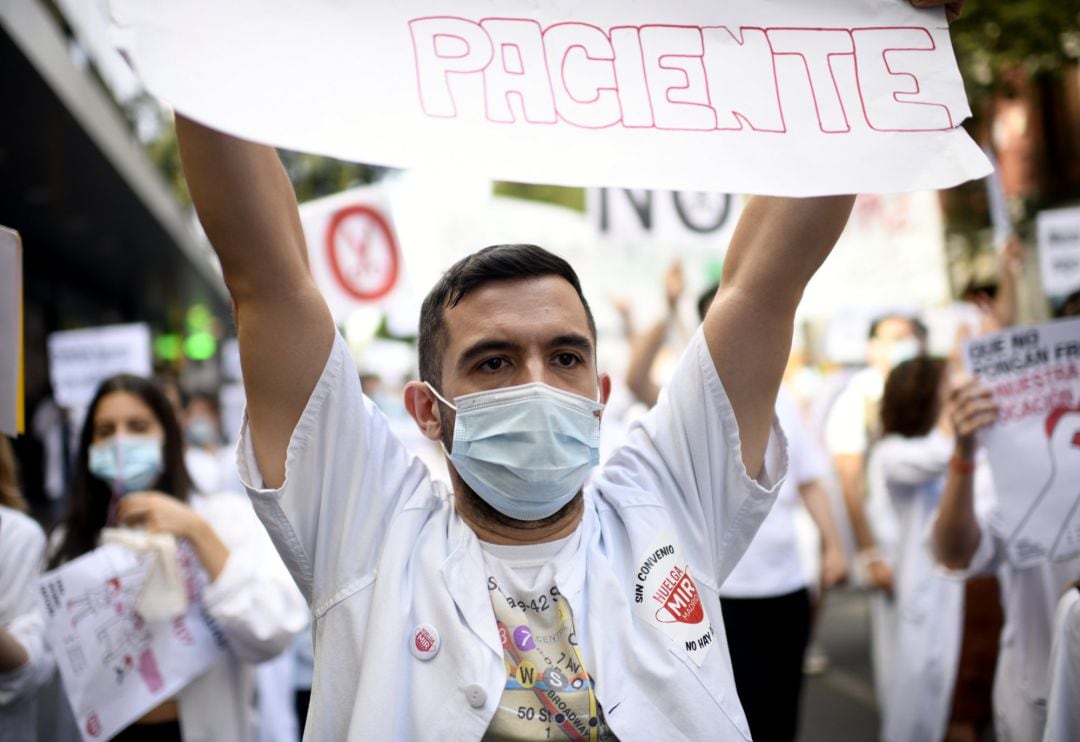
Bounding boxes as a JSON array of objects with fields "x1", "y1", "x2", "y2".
[
  {"x1": 181, "y1": 389, "x2": 243, "y2": 495},
  {"x1": 0, "y1": 437, "x2": 52, "y2": 742},
  {"x1": 1057, "y1": 288, "x2": 1080, "y2": 319},
  {"x1": 825, "y1": 314, "x2": 926, "y2": 595},
  {"x1": 628, "y1": 276, "x2": 849, "y2": 741},
  {"x1": 868, "y1": 357, "x2": 1000, "y2": 742},
  {"x1": 180, "y1": 388, "x2": 303, "y2": 742},
  {"x1": 934, "y1": 379, "x2": 1080, "y2": 742},
  {"x1": 1042, "y1": 580, "x2": 1080, "y2": 742},
  {"x1": 47, "y1": 374, "x2": 306, "y2": 742},
  {"x1": 719, "y1": 388, "x2": 848, "y2": 741}
]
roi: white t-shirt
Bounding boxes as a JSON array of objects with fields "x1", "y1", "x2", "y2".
[
  {"x1": 1043, "y1": 586, "x2": 1080, "y2": 742},
  {"x1": 824, "y1": 367, "x2": 884, "y2": 456},
  {"x1": 238, "y1": 328, "x2": 788, "y2": 741},
  {"x1": 481, "y1": 532, "x2": 617, "y2": 741},
  {"x1": 719, "y1": 389, "x2": 828, "y2": 598},
  {"x1": 0, "y1": 505, "x2": 51, "y2": 742}
]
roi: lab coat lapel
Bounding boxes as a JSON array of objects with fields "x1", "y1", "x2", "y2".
[{"x1": 441, "y1": 510, "x2": 504, "y2": 659}]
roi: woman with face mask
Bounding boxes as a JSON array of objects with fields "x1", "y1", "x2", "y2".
[
  {"x1": 46, "y1": 374, "x2": 306, "y2": 742},
  {"x1": 867, "y1": 357, "x2": 1000, "y2": 742}
]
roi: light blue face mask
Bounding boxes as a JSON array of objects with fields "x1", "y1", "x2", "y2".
[
  {"x1": 426, "y1": 381, "x2": 604, "y2": 521},
  {"x1": 88, "y1": 435, "x2": 165, "y2": 494}
]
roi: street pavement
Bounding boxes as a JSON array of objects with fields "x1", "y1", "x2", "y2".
[{"x1": 798, "y1": 588, "x2": 881, "y2": 741}]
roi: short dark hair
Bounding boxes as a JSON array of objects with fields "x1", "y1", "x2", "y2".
[
  {"x1": 1058, "y1": 288, "x2": 1080, "y2": 318},
  {"x1": 868, "y1": 314, "x2": 925, "y2": 342},
  {"x1": 417, "y1": 244, "x2": 596, "y2": 390},
  {"x1": 49, "y1": 374, "x2": 193, "y2": 569},
  {"x1": 880, "y1": 356, "x2": 947, "y2": 438}
]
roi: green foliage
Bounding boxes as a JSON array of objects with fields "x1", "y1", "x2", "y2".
[
  {"x1": 144, "y1": 120, "x2": 386, "y2": 208},
  {"x1": 951, "y1": 0, "x2": 1080, "y2": 103},
  {"x1": 277, "y1": 152, "x2": 386, "y2": 203},
  {"x1": 492, "y1": 182, "x2": 586, "y2": 212}
]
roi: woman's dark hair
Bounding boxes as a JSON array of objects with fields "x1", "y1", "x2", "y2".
[
  {"x1": 48, "y1": 374, "x2": 193, "y2": 568},
  {"x1": 880, "y1": 356, "x2": 947, "y2": 438}
]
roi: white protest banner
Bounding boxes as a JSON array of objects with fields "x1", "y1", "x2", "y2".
[
  {"x1": 586, "y1": 189, "x2": 742, "y2": 251},
  {"x1": 1037, "y1": 207, "x2": 1080, "y2": 298},
  {"x1": 39, "y1": 542, "x2": 227, "y2": 741},
  {"x1": 963, "y1": 317, "x2": 1080, "y2": 568},
  {"x1": 110, "y1": 1, "x2": 991, "y2": 195},
  {"x1": 48, "y1": 324, "x2": 152, "y2": 409},
  {"x1": 299, "y1": 184, "x2": 406, "y2": 324},
  {"x1": 0, "y1": 227, "x2": 22, "y2": 436}
]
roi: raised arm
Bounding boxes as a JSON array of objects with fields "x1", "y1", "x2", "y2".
[
  {"x1": 704, "y1": 196, "x2": 854, "y2": 475},
  {"x1": 933, "y1": 377, "x2": 998, "y2": 569},
  {"x1": 625, "y1": 261, "x2": 684, "y2": 407},
  {"x1": 176, "y1": 115, "x2": 334, "y2": 488}
]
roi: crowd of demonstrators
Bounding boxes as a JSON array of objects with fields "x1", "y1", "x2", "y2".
[
  {"x1": 7, "y1": 1, "x2": 1080, "y2": 740},
  {"x1": 41, "y1": 374, "x2": 307, "y2": 741}
]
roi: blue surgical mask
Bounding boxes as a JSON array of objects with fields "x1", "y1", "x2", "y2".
[
  {"x1": 185, "y1": 416, "x2": 219, "y2": 448},
  {"x1": 88, "y1": 435, "x2": 165, "y2": 494},
  {"x1": 426, "y1": 381, "x2": 603, "y2": 521}
]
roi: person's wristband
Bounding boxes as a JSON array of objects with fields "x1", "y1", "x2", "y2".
[{"x1": 950, "y1": 454, "x2": 976, "y2": 475}]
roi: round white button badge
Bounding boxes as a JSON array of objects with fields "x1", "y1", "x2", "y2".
[
  {"x1": 411, "y1": 624, "x2": 440, "y2": 661},
  {"x1": 464, "y1": 683, "x2": 487, "y2": 709}
]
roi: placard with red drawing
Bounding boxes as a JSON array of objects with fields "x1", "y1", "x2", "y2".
[
  {"x1": 963, "y1": 317, "x2": 1080, "y2": 567},
  {"x1": 38, "y1": 542, "x2": 227, "y2": 742}
]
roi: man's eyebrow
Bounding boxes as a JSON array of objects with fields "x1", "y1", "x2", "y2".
[
  {"x1": 456, "y1": 339, "x2": 522, "y2": 370},
  {"x1": 548, "y1": 334, "x2": 594, "y2": 354}
]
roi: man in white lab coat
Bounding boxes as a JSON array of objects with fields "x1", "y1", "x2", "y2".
[{"x1": 173, "y1": 4, "x2": 965, "y2": 738}]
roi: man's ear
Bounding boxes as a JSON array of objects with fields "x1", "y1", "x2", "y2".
[
  {"x1": 598, "y1": 372, "x2": 613, "y2": 407},
  {"x1": 403, "y1": 381, "x2": 444, "y2": 442}
]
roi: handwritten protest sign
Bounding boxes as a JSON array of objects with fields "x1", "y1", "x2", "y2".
[
  {"x1": 39, "y1": 542, "x2": 226, "y2": 741},
  {"x1": 0, "y1": 227, "x2": 22, "y2": 436},
  {"x1": 1037, "y1": 207, "x2": 1080, "y2": 298},
  {"x1": 48, "y1": 324, "x2": 152, "y2": 410},
  {"x1": 963, "y1": 317, "x2": 1080, "y2": 567},
  {"x1": 110, "y1": 1, "x2": 990, "y2": 195}
]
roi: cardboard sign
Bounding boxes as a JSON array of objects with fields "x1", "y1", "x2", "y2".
[
  {"x1": 1037, "y1": 207, "x2": 1080, "y2": 298},
  {"x1": 110, "y1": 1, "x2": 990, "y2": 195},
  {"x1": 39, "y1": 542, "x2": 227, "y2": 741},
  {"x1": 963, "y1": 317, "x2": 1080, "y2": 567},
  {"x1": 299, "y1": 184, "x2": 405, "y2": 323},
  {"x1": 48, "y1": 324, "x2": 153, "y2": 409},
  {"x1": 0, "y1": 227, "x2": 22, "y2": 436}
]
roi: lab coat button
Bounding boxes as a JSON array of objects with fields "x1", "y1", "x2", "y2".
[{"x1": 464, "y1": 683, "x2": 487, "y2": 708}]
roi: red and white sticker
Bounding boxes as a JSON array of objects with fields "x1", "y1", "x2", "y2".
[
  {"x1": 632, "y1": 531, "x2": 714, "y2": 666},
  {"x1": 411, "y1": 623, "x2": 441, "y2": 661}
]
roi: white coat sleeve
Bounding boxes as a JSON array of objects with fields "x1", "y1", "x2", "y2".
[
  {"x1": 0, "y1": 510, "x2": 53, "y2": 706},
  {"x1": 1043, "y1": 587, "x2": 1080, "y2": 742},
  {"x1": 596, "y1": 328, "x2": 788, "y2": 585},
  {"x1": 879, "y1": 430, "x2": 953, "y2": 488},
  {"x1": 236, "y1": 333, "x2": 434, "y2": 609},
  {"x1": 197, "y1": 495, "x2": 309, "y2": 665}
]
